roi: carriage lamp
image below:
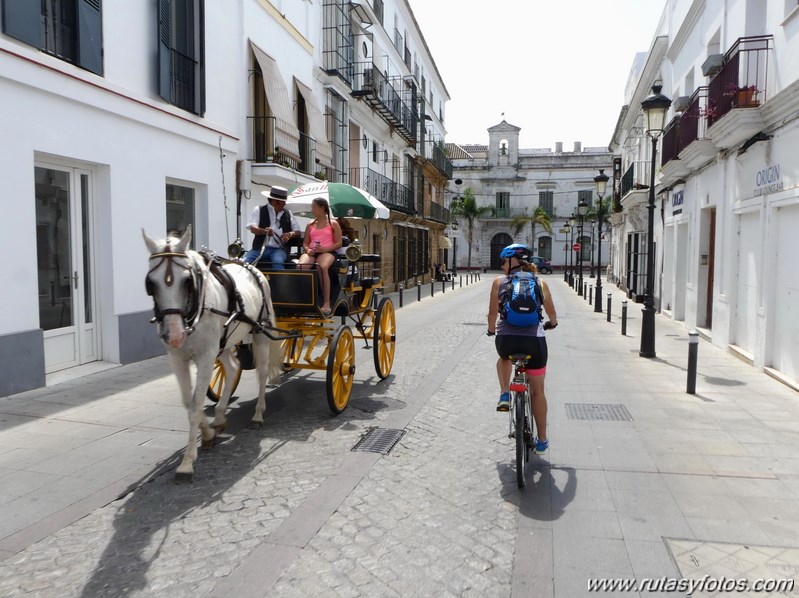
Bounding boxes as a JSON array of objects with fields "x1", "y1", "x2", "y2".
[
  {"x1": 640, "y1": 83, "x2": 672, "y2": 358},
  {"x1": 593, "y1": 168, "x2": 609, "y2": 313}
]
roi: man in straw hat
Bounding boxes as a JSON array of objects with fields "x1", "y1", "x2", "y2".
[{"x1": 243, "y1": 186, "x2": 301, "y2": 267}]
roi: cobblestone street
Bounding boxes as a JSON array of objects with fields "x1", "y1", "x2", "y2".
[{"x1": 2, "y1": 276, "x2": 799, "y2": 597}]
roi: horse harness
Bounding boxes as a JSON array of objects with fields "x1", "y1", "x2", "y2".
[{"x1": 146, "y1": 246, "x2": 278, "y2": 353}]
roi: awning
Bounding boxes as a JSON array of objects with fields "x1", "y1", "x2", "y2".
[
  {"x1": 294, "y1": 78, "x2": 334, "y2": 168},
  {"x1": 250, "y1": 40, "x2": 301, "y2": 162},
  {"x1": 439, "y1": 236, "x2": 453, "y2": 249}
]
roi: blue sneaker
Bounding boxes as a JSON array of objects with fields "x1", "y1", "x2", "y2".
[
  {"x1": 496, "y1": 392, "x2": 510, "y2": 412},
  {"x1": 534, "y1": 436, "x2": 549, "y2": 454}
]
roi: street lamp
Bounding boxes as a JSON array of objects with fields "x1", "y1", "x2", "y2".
[
  {"x1": 568, "y1": 214, "x2": 576, "y2": 287},
  {"x1": 577, "y1": 198, "x2": 588, "y2": 295},
  {"x1": 639, "y1": 84, "x2": 671, "y2": 358},
  {"x1": 593, "y1": 168, "x2": 609, "y2": 313}
]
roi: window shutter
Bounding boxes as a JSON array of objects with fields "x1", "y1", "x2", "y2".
[
  {"x1": 197, "y1": 0, "x2": 205, "y2": 115},
  {"x1": 77, "y1": 0, "x2": 103, "y2": 75},
  {"x1": 1, "y1": 0, "x2": 41, "y2": 48},
  {"x1": 157, "y1": 0, "x2": 172, "y2": 102}
]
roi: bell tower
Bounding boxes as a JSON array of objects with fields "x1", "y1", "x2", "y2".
[{"x1": 488, "y1": 120, "x2": 521, "y2": 165}]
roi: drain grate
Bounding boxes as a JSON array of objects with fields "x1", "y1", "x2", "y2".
[
  {"x1": 565, "y1": 403, "x2": 633, "y2": 422},
  {"x1": 352, "y1": 427, "x2": 406, "y2": 454}
]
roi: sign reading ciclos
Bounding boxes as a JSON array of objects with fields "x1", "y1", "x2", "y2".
[{"x1": 754, "y1": 163, "x2": 783, "y2": 197}]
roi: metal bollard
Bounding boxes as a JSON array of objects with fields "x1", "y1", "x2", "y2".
[
  {"x1": 621, "y1": 299, "x2": 628, "y2": 335},
  {"x1": 452, "y1": 276, "x2": 455, "y2": 291},
  {"x1": 417, "y1": 282, "x2": 422, "y2": 302},
  {"x1": 589, "y1": 286, "x2": 593, "y2": 306},
  {"x1": 583, "y1": 284, "x2": 587, "y2": 300},
  {"x1": 459, "y1": 276, "x2": 462, "y2": 288},
  {"x1": 431, "y1": 280, "x2": 435, "y2": 297},
  {"x1": 606, "y1": 293, "x2": 612, "y2": 322},
  {"x1": 399, "y1": 283, "x2": 404, "y2": 308},
  {"x1": 442, "y1": 279, "x2": 445, "y2": 294},
  {"x1": 687, "y1": 330, "x2": 699, "y2": 394}
]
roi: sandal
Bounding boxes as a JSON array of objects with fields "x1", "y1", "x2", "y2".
[{"x1": 321, "y1": 307, "x2": 332, "y2": 316}]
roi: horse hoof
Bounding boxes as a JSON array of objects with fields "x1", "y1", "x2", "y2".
[
  {"x1": 248, "y1": 420, "x2": 263, "y2": 430},
  {"x1": 213, "y1": 423, "x2": 227, "y2": 435},
  {"x1": 174, "y1": 471, "x2": 194, "y2": 483},
  {"x1": 201, "y1": 437, "x2": 216, "y2": 450}
]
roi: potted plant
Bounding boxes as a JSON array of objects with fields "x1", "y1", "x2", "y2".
[
  {"x1": 724, "y1": 83, "x2": 759, "y2": 107},
  {"x1": 265, "y1": 152, "x2": 274, "y2": 163},
  {"x1": 314, "y1": 170, "x2": 327, "y2": 181}
]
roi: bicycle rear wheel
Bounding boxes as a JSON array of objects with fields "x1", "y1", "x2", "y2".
[{"x1": 515, "y1": 392, "x2": 526, "y2": 488}]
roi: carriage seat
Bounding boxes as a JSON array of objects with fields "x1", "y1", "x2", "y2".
[
  {"x1": 356, "y1": 253, "x2": 381, "y2": 263},
  {"x1": 359, "y1": 277, "x2": 381, "y2": 289}
]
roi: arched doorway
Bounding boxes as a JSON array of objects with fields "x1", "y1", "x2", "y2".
[{"x1": 490, "y1": 233, "x2": 513, "y2": 270}]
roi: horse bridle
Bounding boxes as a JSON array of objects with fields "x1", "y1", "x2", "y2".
[{"x1": 145, "y1": 245, "x2": 206, "y2": 334}]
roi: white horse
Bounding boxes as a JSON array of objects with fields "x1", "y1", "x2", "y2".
[{"x1": 142, "y1": 226, "x2": 282, "y2": 481}]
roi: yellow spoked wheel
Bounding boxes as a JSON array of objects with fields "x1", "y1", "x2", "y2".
[
  {"x1": 281, "y1": 336, "x2": 303, "y2": 369},
  {"x1": 373, "y1": 297, "x2": 396, "y2": 380},
  {"x1": 206, "y1": 356, "x2": 243, "y2": 403},
  {"x1": 326, "y1": 325, "x2": 355, "y2": 415}
]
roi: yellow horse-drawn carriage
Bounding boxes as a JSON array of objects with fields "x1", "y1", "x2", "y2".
[{"x1": 207, "y1": 244, "x2": 396, "y2": 414}]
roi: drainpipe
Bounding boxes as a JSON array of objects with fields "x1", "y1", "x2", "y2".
[{"x1": 659, "y1": 192, "x2": 666, "y2": 313}]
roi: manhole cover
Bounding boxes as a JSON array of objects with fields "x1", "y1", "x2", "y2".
[
  {"x1": 666, "y1": 538, "x2": 799, "y2": 596},
  {"x1": 352, "y1": 427, "x2": 405, "y2": 455},
  {"x1": 564, "y1": 403, "x2": 633, "y2": 422}
]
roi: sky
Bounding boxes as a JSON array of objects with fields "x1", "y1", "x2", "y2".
[{"x1": 407, "y1": 0, "x2": 667, "y2": 149}]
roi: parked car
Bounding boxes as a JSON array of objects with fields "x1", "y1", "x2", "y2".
[{"x1": 531, "y1": 256, "x2": 552, "y2": 274}]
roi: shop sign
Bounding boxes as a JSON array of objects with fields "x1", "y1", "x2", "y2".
[{"x1": 754, "y1": 163, "x2": 783, "y2": 197}]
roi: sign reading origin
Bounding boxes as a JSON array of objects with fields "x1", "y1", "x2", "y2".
[{"x1": 754, "y1": 164, "x2": 783, "y2": 197}]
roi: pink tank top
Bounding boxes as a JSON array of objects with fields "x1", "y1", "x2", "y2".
[{"x1": 309, "y1": 221, "x2": 335, "y2": 249}]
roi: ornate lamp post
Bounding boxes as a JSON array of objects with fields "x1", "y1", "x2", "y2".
[
  {"x1": 577, "y1": 198, "x2": 588, "y2": 295},
  {"x1": 639, "y1": 84, "x2": 671, "y2": 358},
  {"x1": 568, "y1": 214, "x2": 576, "y2": 287},
  {"x1": 593, "y1": 168, "x2": 609, "y2": 313}
]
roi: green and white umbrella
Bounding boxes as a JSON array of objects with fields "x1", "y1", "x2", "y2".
[{"x1": 284, "y1": 182, "x2": 390, "y2": 219}]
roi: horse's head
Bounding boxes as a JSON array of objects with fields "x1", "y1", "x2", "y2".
[{"x1": 142, "y1": 226, "x2": 201, "y2": 349}]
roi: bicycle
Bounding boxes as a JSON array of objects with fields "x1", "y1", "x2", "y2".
[{"x1": 507, "y1": 354, "x2": 534, "y2": 488}]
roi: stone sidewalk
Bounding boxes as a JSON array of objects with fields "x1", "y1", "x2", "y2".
[{"x1": 0, "y1": 273, "x2": 797, "y2": 597}]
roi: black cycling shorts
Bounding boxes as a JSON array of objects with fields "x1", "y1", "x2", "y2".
[{"x1": 495, "y1": 335, "x2": 548, "y2": 373}]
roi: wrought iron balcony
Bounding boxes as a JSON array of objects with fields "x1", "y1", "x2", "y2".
[
  {"x1": 247, "y1": 116, "x2": 299, "y2": 170},
  {"x1": 428, "y1": 202, "x2": 450, "y2": 224},
  {"x1": 660, "y1": 117, "x2": 680, "y2": 168},
  {"x1": 479, "y1": 207, "x2": 528, "y2": 220},
  {"x1": 349, "y1": 167, "x2": 414, "y2": 214},
  {"x1": 678, "y1": 86, "x2": 710, "y2": 152},
  {"x1": 351, "y1": 63, "x2": 417, "y2": 145},
  {"x1": 431, "y1": 143, "x2": 453, "y2": 179},
  {"x1": 620, "y1": 161, "x2": 651, "y2": 198},
  {"x1": 707, "y1": 35, "x2": 771, "y2": 127}
]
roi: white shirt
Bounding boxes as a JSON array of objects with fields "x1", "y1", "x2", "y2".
[{"x1": 248, "y1": 203, "x2": 300, "y2": 248}]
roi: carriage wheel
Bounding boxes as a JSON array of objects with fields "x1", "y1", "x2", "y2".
[
  {"x1": 206, "y1": 357, "x2": 243, "y2": 403},
  {"x1": 373, "y1": 297, "x2": 396, "y2": 380},
  {"x1": 326, "y1": 325, "x2": 355, "y2": 415}
]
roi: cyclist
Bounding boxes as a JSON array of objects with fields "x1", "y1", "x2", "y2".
[{"x1": 487, "y1": 243, "x2": 558, "y2": 454}]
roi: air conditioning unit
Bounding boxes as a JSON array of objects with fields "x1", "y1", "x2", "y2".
[
  {"x1": 701, "y1": 54, "x2": 723, "y2": 77},
  {"x1": 673, "y1": 96, "x2": 690, "y2": 113}
]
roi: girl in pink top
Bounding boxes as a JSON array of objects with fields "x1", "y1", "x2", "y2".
[{"x1": 298, "y1": 198, "x2": 342, "y2": 315}]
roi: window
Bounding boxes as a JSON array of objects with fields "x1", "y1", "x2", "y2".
[
  {"x1": 539, "y1": 191, "x2": 554, "y2": 215},
  {"x1": 578, "y1": 189, "x2": 594, "y2": 209},
  {"x1": 372, "y1": 141, "x2": 379, "y2": 163},
  {"x1": 496, "y1": 192, "x2": 510, "y2": 217},
  {"x1": 1, "y1": 0, "x2": 103, "y2": 74},
  {"x1": 372, "y1": 0, "x2": 383, "y2": 25},
  {"x1": 158, "y1": 0, "x2": 205, "y2": 115},
  {"x1": 537, "y1": 236, "x2": 552, "y2": 260},
  {"x1": 322, "y1": 0, "x2": 352, "y2": 83},
  {"x1": 326, "y1": 89, "x2": 348, "y2": 182},
  {"x1": 166, "y1": 184, "x2": 195, "y2": 247}
]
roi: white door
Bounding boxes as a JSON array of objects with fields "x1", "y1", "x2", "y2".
[
  {"x1": 733, "y1": 212, "x2": 759, "y2": 355},
  {"x1": 773, "y1": 204, "x2": 799, "y2": 381},
  {"x1": 35, "y1": 165, "x2": 99, "y2": 373}
]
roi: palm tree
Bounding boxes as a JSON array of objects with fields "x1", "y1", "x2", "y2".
[
  {"x1": 510, "y1": 205, "x2": 553, "y2": 255},
  {"x1": 450, "y1": 187, "x2": 493, "y2": 270}
]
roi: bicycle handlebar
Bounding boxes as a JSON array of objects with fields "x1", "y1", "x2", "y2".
[{"x1": 486, "y1": 321, "x2": 557, "y2": 336}]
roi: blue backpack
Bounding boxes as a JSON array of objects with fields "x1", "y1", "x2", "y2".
[{"x1": 501, "y1": 272, "x2": 543, "y2": 328}]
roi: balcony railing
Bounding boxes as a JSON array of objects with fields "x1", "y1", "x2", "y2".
[
  {"x1": 298, "y1": 133, "x2": 317, "y2": 175},
  {"x1": 428, "y1": 202, "x2": 450, "y2": 224},
  {"x1": 431, "y1": 143, "x2": 453, "y2": 179},
  {"x1": 349, "y1": 167, "x2": 414, "y2": 214},
  {"x1": 247, "y1": 116, "x2": 299, "y2": 170},
  {"x1": 351, "y1": 63, "x2": 417, "y2": 145},
  {"x1": 678, "y1": 86, "x2": 710, "y2": 152},
  {"x1": 480, "y1": 207, "x2": 528, "y2": 219},
  {"x1": 620, "y1": 161, "x2": 651, "y2": 198},
  {"x1": 707, "y1": 35, "x2": 771, "y2": 127},
  {"x1": 660, "y1": 117, "x2": 681, "y2": 168}
]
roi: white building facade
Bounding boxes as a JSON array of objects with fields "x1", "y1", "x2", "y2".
[
  {"x1": 0, "y1": 0, "x2": 450, "y2": 395},
  {"x1": 447, "y1": 122, "x2": 612, "y2": 273},
  {"x1": 610, "y1": 0, "x2": 799, "y2": 387}
]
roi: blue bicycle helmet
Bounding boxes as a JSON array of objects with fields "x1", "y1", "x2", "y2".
[{"x1": 499, "y1": 243, "x2": 532, "y2": 261}]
